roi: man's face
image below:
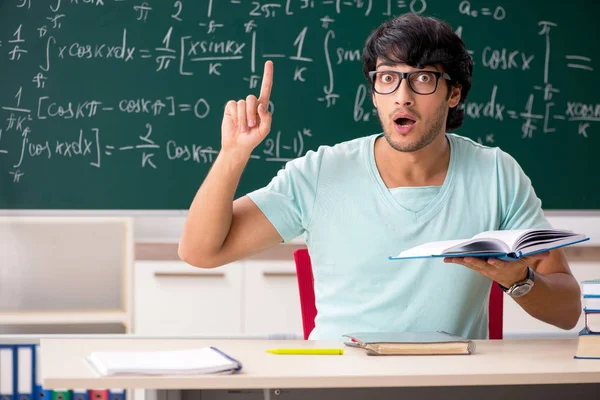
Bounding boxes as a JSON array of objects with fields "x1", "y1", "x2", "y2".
[{"x1": 371, "y1": 60, "x2": 461, "y2": 153}]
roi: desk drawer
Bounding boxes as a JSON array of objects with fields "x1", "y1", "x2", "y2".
[{"x1": 134, "y1": 261, "x2": 242, "y2": 335}]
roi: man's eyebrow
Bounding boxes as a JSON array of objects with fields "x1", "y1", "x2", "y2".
[{"x1": 375, "y1": 62, "x2": 441, "y2": 71}]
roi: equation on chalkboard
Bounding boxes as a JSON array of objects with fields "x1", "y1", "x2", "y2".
[{"x1": 0, "y1": 0, "x2": 598, "y2": 210}]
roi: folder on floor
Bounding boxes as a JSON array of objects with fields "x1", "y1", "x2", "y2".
[{"x1": 1, "y1": 345, "x2": 15, "y2": 400}]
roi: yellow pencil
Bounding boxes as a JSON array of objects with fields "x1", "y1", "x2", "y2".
[{"x1": 266, "y1": 348, "x2": 344, "y2": 355}]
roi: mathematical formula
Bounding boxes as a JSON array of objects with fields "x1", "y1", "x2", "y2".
[{"x1": 0, "y1": 0, "x2": 597, "y2": 186}]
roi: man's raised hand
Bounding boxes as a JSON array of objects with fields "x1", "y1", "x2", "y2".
[{"x1": 221, "y1": 60, "x2": 274, "y2": 157}]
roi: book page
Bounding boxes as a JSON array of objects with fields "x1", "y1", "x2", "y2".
[
  {"x1": 471, "y1": 229, "x2": 533, "y2": 250},
  {"x1": 397, "y1": 239, "x2": 468, "y2": 258},
  {"x1": 444, "y1": 238, "x2": 509, "y2": 255},
  {"x1": 519, "y1": 235, "x2": 588, "y2": 257},
  {"x1": 516, "y1": 229, "x2": 578, "y2": 248}
]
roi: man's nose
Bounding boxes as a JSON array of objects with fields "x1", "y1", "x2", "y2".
[{"x1": 394, "y1": 78, "x2": 415, "y2": 107}]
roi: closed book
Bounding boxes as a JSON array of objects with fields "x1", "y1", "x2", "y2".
[
  {"x1": 585, "y1": 311, "x2": 600, "y2": 333},
  {"x1": 574, "y1": 328, "x2": 600, "y2": 360},
  {"x1": 342, "y1": 331, "x2": 476, "y2": 356},
  {"x1": 582, "y1": 280, "x2": 600, "y2": 296},
  {"x1": 583, "y1": 294, "x2": 600, "y2": 312}
]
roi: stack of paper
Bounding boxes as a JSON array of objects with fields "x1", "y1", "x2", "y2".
[{"x1": 86, "y1": 347, "x2": 242, "y2": 376}]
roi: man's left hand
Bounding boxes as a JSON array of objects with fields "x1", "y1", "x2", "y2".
[{"x1": 443, "y1": 252, "x2": 550, "y2": 288}]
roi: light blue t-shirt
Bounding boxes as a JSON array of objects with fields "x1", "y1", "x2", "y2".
[{"x1": 247, "y1": 133, "x2": 551, "y2": 340}]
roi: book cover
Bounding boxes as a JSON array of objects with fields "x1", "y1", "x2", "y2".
[
  {"x1": 86, "y1": 347, "x2": 242, "y2": 376},
  {"x1": 574, "y1": 328, "x2": 600, "y2": 360}
]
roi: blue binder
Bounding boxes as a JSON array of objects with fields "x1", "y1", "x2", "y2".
[
  {"x1": 16, "y1": 345, "x2": 35, "y2": 400},
  {"x1": 71, "y1": 389, "x2": 88, "y2": 400},
  {"x1": 107, "y1": 390, "x2": 125, "y2": 400},
  {"x1": 0, "y1": 345, "x2": 16, "y2": 400},
  {"x1": 33, "y1": 346, "x2": 52, "y2": 400}
]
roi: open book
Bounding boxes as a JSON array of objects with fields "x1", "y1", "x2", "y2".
[
  {"x1": 389, "y1": 229, "x2": 589, "y2": 261},
  {"x1": 343, "y1": 331, "x2": 475, "y2": 356},
  {"x1": 86, "y1": 347, "x2": 242, "y2": 376}
]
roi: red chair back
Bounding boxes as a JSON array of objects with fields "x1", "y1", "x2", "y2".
[
  {"x1": 293, "y1": 248, "x2": 503, "y2": 340},
  {"x1": 294, "y1": 248, "x2": 318, "y2": 340}
]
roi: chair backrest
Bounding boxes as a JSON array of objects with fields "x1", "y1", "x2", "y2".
[
  {"x1": 293, "y1": 248, "x2": 503, "y2": 340},
  {"x1": 293, "y1": 248, "x2": 318, "y2": 340}
]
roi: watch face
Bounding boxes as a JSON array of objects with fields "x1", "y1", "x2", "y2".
[{"x1": 511, "y1": 283, "x2": 532, "y2": 297}]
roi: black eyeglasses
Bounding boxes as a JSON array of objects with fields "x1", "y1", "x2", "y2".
[{"x1": 368, "y1": 70, "x2": 452, "y2": 95}]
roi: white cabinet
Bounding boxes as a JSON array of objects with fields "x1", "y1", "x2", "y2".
[
  {"x1": 134, "y1": 261, "x2": 243, "y2": 335},
  {"x1": 243, "y1": 260, "x2": 303, "y2": 335},
  {"x1": 0, "y1": 217, "x2": 133, "y2": 334},
  {"x1": 133, "y1": 257, "x2": 304, "y2": 337}
]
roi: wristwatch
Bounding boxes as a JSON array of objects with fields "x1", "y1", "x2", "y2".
[{"x1": 498, "y1": 266, "x2": 535, "y2": 298}]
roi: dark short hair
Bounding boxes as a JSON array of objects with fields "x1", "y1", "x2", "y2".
[{"x1": 362, "y1": 13, "x2": 473, "y2": 131}]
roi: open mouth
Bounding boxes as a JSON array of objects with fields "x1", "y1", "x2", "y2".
[{"x1": 394, "y1": 117, "x2": 416, "y2": 127}]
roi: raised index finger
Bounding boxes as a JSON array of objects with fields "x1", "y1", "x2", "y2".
[{"x1": 258, "y1": 60, "x2": 273, "y2": 104}]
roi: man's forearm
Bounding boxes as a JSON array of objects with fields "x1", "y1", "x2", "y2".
[
  {"x1": 513, "y1": 270, "x2": 581, "y2": 330},
  {"x1": 179, "y1": 150, "x2": 250, "y2": 264}
]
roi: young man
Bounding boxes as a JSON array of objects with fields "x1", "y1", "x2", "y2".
[{"x1": 179, "y1": 14, "x2": 581, "y2": 340}]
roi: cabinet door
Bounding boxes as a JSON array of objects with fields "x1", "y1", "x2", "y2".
[
  {"x1": 243, "y1": 260, "x2": 303, "y2": 335},
  {"x1": 134, "y1": 261, "x2": 242, "y2": 335}
]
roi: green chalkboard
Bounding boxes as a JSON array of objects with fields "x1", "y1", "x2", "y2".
[{"x1": 0, "y1": 0, "x2": 598, "y2": 210}]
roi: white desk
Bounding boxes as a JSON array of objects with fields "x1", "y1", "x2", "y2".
[{"x1": 40, "y1": 338, "x2": 600, "y2": 399}]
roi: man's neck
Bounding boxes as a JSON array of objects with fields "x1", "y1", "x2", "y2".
[{"x1": 374, "y1": 133, "x2": 451, "y2": 188}]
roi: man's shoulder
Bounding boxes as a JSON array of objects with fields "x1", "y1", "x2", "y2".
[
  {"x1": 447, "y1": 132, "x2": 503, "y2": 164},
  {"x1": 298, "y1": 133, "x2": 376, "y2": 161},
  {"x1": 447, "y1": 133, "x2": 497, "y2": 153},
  {"x1": 447, "y1": 133, "x2": 527, "y2": 178}
]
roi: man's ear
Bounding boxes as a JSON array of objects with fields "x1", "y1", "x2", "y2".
[
  {"x1": 448, "y1": 84, "x2": 462, "y2": 108},
  {"x1": 372, "y1": 93, "x2": 378, "y2": 109}
]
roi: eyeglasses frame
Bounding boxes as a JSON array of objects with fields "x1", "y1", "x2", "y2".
[{"x1": 368, "y1": 70, "x2": 452, "y2": 95}]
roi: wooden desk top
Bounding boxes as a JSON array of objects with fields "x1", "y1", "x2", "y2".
[{"x1": 40, "y1": 338, "x2": 600, "y2": 390}]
